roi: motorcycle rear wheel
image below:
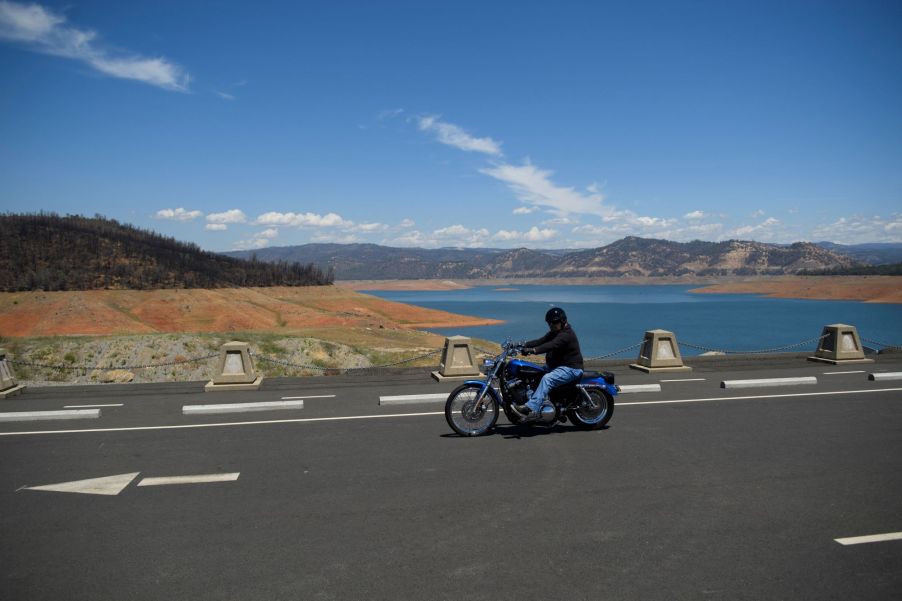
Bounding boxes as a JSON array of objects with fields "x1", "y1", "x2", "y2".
[
  {"x1": 445, "y1": 383, "x2": 499, "y2": 436},
  {"x1": 568, "y1": 387, "x2": 613, "y2": 430}
]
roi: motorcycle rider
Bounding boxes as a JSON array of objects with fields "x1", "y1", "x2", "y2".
[{"x1": 512, "y1": 307, "x2": 584, "y2": 421}]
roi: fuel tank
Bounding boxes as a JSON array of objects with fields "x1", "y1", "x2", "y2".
[{"x1": 506, "y1": 358, "x2": 546, "y2": 379}]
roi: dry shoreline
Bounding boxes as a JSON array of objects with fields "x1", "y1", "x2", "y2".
[{"x1": 338, "y1": 275, "x2": 902, "y2": 303}]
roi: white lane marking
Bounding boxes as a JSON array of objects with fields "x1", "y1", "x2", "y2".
[
  {"x1": 835, "y1": 531, "x2": 902, "y2": 546},
  {"x1": 823, "y1": 371, "x2": 866, "y2": 376},
  {"x1": 3, "y1": 388, "x2": 902, "y2": 437},
  {"x1": 183, "y1": 400, "x2": 304, "y2": 415},
  {"x1": 869, "y1": 372, "x2": 902, "y2": 382},
  {"x1": 379, "y1": 393, "x2": 449, "y2": 405},
  {"x1": 137, "y1": 473, "x2": 240, "y2": 486},
  {"x1": 281, "y1": 395, "x2": 335, "y2": 400},
  {"x1": 721, "y1": 377, "x2": 817, "y2": 389},
  {"x1": 22, "y1": 472, "x2": 139, "y2": 496},
  {"x1": 64, "y1": 404, "x2": 123, "y2": 408},
  {"x1": 0, "y1": 411, "x2": 446, "y2": 436},
  {"x1": 660, "y1": 378, "x2": 706, "y2": 382},
  {"x1": 0, "y1": 409, "x2": 100, "y2": 422},
  {"x1": 618, "y1": 384, "x2": 662, "y2": 394}
]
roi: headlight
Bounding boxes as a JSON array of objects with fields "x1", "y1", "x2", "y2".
[{"x1": 481, "y1": 359, "x2": 496, "y2": 374}]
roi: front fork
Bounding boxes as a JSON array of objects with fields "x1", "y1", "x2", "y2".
[{"x1": 472, "y1": 380, "x2": 492, "y2": 412}]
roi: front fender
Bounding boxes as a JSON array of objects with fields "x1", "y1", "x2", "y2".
[{"x1": 461, "y1": 380, "x2": 503, "y2": 404}]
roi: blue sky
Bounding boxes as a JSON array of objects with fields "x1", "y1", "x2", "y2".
[{"x1": 1, "y1": 0, "x2": 900, "y2": 251}]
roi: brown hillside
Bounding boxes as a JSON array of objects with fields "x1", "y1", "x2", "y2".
[
  {"x1": 0, "y1": 287, "x2": 501, "y2": 338},
  {"x1": 691, "y1": 276, "x2": 902, "y2": 303}
]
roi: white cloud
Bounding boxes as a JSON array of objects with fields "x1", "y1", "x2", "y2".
[
  {"x1": 513, "y1": 206, "x2": 538, "y2": 215},
  {"x1": 750, "y1": 209, "x2": 766, "y2": 218},
  {"x1": 258, "y1": 228, "x2": 279, "y2": 239},
  {"x1": 232, "y1": 237, "x2": 271, "y2": 251},
  {"x1": 155, "y1": 207, "x2": 202, "y2": 221},
  {"x1": 205, "y1": 223, "x2": 227, "y2": 231},
  {"x1": 398, "y1": 218, "x2": 415, "y2": 228},
  {"x1": 255, "y1": 211, "x2": 349, "y2": 228},
  {"x1": 431, "y1": 224, "x2": 491, "y2": 247},
  {"x1": 684, "y1": 210, "x2": 706, "y2": 220},
  {"x1": 417, "y1": 116, "x2": 503, "y2": 156},
  {"x1": 0, "y1": 1, "x2": 190, "y2": 91},
  {"x1": 480, "y1": 161, "x2": 616, "y2": 219},
  {"x1": 728, "y1": 217, "x2": 780, "y2": 239},
  {"x1": 350, "y1": 222, "x2": 388, "y2": 233},
  {"x1": 215, "y1": 91, "x2": 235, "y2": 101},
  {"x1": 206, "y1": 209, "x2": 247, "y2": 225},
  {"x1": 493, "y1": 227, "x2": 559, "y2": 243},
  {"x1": 810, "y1": 214, "x2": 902, "y2": 244}
]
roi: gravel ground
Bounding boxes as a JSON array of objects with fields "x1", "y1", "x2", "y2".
[{"x1": 2, "y1": 333, "x2": 444, "y2": 386}]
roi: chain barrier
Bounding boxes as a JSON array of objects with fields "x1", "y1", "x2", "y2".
[
  {"x1": 585, "y1": 342, "x2": 644, "y2": 361},
  {"x1": 677, "y1": 334, "x2": 828, "y2": 355},
  {"x1": 251, "y1": 348, "x2": 444, "y2": 374},
  {"x1": 862, "y1": 337, "x2": 901, "y2": 351},
  {"x1": 8, "y1": 353, "x2": 220, "y2": 372}
]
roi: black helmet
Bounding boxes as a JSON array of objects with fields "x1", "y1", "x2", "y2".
[{"x1": 545, "y1": 307, "x2": 567, "y2": 324}]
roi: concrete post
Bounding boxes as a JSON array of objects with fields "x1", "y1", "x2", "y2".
[
  {"x1": 0, "y1": 348, "x2": 26, "y2": 399},
  {"x1": 431, "y1": 336, "x2": 481, "y2": 382},
  {"x1": 205, "y1": 341, "x2": 264, "y2": 391},
  {"x1": 630, "y1": 330, "x2": 692, "y2": 373},
  {"x1": 809, "y1": 324, "x2": 874, "y2": 365}
]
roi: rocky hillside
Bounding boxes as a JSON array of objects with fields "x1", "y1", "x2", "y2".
[{"x1": 227, "y1": 237, "x2": 857, "y2": 279}]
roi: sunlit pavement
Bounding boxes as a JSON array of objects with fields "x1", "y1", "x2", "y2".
[{"x1": 2, "y1": 353, "x2": 901, "y2": 600}]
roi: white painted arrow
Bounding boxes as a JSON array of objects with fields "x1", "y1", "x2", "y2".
[{"x1": 22, "y1": 472, "x2": 140, "y2": 496}]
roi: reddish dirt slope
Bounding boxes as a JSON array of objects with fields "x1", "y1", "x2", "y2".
[
  {"x1": 0, "y1": 287, "x2": 501, "y2": 338},
  {"x1": 691, "y1": 276, "x2": 902, "y2": 303}
]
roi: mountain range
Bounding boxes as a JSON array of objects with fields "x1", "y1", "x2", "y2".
[{"x1": 225, "y1": 237, "x2": 881, "y2": 280}]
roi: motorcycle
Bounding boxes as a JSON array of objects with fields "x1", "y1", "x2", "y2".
[{"x1": 444, "y1": 340, "x2": 618, "y2": 437}]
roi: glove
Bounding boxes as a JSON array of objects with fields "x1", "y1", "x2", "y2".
[{"x1": 522, "y1": 347, "x2": 535, "y2": 356}]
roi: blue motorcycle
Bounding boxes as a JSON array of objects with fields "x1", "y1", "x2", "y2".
[{"x1": 444, "y1": 340, "x2": 618, "y2": 436}]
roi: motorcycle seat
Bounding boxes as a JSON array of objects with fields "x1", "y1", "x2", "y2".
[{"x1": 581, "y1": 371, "x2": 615, "y2": 385}]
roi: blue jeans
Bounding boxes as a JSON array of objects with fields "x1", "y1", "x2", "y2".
[{"x1": 526, "y1": 366, "x2": 584, "y2": 412}]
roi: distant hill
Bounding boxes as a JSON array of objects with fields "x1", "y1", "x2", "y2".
[
  {"x1": 0, "y1": 214, "x2": 333, "y2": 291},
  {"x1": 225, "y1": 237, "x2": 857, "y2": 279},
  {"x1": 814, "y1": 242, "x2": 902, "y2": 265}
]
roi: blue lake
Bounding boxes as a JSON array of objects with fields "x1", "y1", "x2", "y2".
[{"x1": 364, "y1": 285, "x2": 902, "y2": 359}]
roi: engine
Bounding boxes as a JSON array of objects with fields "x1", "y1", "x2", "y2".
[{"x1": 504, "y1": 378, "x2": 530, "y2": 405}]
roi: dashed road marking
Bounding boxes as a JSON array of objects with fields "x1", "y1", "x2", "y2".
[
  {"x1": 138, "y1": 473, "x2": 240, "y2": 486},
  {"x1": 380, "y1": 393, "x2": 450, "y2": 405},
  {"x1": 835, "y1": 531, "x2": 902, "y2": 546},
  {"x1": 618, "y1": 384, "x2": 662, "y2": 393},
  {"x1": 0, "y1": 409, "x2": 100, "y2": 422},
  {"x1": 869, "y1": 372, "x2": 902, "y2": 382},
  {"x1": 64, "y1": 404, "x2": 123, "y2": 408},
  {"x1": 721, "y1": 376, "x2": 817, "y2": 389},
  {"x1": 823, "y1": 371, "x2": 866, "y2": 376},
  {"x1": 2, "y1": 388, "x2": 900, "y2": 437},
  {"x1": 183, "y1": 400, "x2": 305, "y2": 415}
]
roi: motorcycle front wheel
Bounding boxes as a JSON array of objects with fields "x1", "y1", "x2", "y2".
[
  {"x1": 445, "y1": 383, "x2": 499, "y2": 436},
  {"x1": 567, "y1": 387, "x2": 614, "y2": 430}
]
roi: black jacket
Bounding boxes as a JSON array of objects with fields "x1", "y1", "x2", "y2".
[{"x1": 525, "y1": 324, "x2": 584, "y2": 370}]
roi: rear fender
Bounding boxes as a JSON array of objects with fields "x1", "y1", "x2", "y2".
[{"x1": 578, "y1": 381, "x2": 619, "y2": 397}]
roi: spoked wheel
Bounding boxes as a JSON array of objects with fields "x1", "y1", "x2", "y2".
[
  {"x1": 567, "y1": 387, "x2": 614, "y2": 430},
  {"x1": 445, "y1": 383, "x2": 499, "y2": 436}
]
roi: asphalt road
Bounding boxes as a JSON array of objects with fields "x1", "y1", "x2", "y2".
[{"x1": 2, "y1": 355, "x2": 901, "y2": 600}]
